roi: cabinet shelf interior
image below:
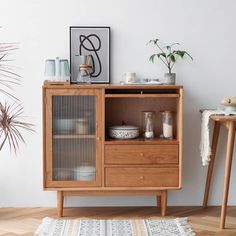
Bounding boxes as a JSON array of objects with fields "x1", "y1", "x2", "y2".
[{"x1": 53, "y1": 134, "x2": 96, "y2": 139}]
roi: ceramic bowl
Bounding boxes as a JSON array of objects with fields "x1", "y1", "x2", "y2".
[
  {"x1": 53, "y1": 168, "x2": 73, "y2": 180},
  {"x1": 223, "y1": 104, "x2": 236, "y2": 113},
  {"x1": 74, "y1": 166, "x2": 96, "y2": 181},
  {"x1": 53, "y1": 119, "x2": 75, "y2": 134},
  {"x1": 109, "y1": 125, "x2": 139, "y2": 139}
]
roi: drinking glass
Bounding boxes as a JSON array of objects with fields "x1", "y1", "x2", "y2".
[{"x1": 44, "y1": 59, "x2": 55, "y2": 81}]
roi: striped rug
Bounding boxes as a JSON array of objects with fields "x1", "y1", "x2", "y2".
[{"x1": 35, "y1": 217, "x2": 195, "y2": 236}]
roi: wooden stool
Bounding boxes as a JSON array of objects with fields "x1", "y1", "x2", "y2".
[{"x1": 203, "y1": 115, "x2": 236, "y2": 229}]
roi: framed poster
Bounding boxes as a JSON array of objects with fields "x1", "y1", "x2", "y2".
[{"x1": 70, "y1": 26, "x2": 110, "y2": 84}]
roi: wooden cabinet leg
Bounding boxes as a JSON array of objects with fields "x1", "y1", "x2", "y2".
[
  {"x1": 220, "y1": 122, "x2": 235, "y2": 229},
  {"x1": 160, "y1": 190, "x2": 167, "y2": 216},
  {"x1": 156, "y1": 195, "x2": 161, "y2": 208},
  {"x1": 57, "y1": 191, "x2": 64, "y2": 217},
  {"x1": 203, "y1": 121, "x2": 220, "y2": 208}
]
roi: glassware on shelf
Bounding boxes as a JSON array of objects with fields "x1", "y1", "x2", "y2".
[
  {"x1": 76, "y1": 55, "x2": 93, "y2": 83},
  {"x1": 161, "y1": 111, "x2": 174, "y2": 139},
  {"x1": 44, "y1": 59, "x2": 55, "y2": 81},
  {"x1": 75, "y1": 118, "x2": 89, "y2": 135},
  {"x1": 74, "y1": 163, "x2": 95, "y2": 181},
  {"x1": 142, "y1": 111, "x2": 155, "y2": 139},
  {"x1": 53, "y1": 168, "x2": 73, "y2": 181}
]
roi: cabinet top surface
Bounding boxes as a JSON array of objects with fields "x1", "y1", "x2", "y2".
[{"x1": 43, "y1": 81, "x2": 183, "y2": 89}]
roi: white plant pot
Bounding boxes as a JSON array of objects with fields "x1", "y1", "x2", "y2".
[{"x1": 164, "y1": 73, "x2": 176, "y2": 85}]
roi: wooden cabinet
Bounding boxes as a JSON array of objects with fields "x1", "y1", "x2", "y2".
[{"x1": 43, "y1": 82, "x2": 183, "y2": 217}]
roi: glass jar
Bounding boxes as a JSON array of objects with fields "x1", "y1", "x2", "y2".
[
  {"x1": 75, "y1": 118, "x2": 89, "y2": 135},
  {"x1": 161, "y1": 111, "x2": 173, "y2": 139},
  {"x1": 77, "y1": 55, "x2": 93, "y2": 83},
  {"x1": 142, "y1": 111, "x2": 155, "y2": 139}
]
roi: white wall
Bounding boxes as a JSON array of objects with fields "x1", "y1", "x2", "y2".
[{"x1": 0, "y1": 0, "x2": 236, "y2": 207}]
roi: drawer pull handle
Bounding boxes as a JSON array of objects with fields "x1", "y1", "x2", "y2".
[
  {"x1": 97, "y1": 137, "x2": 101, "y2": 141},
  {"x1": 140, "y1": 175, "x2": 144, "y2": 180},
  {"x1": 140, "y1": 153, "x2": 144, "y2": 156}
]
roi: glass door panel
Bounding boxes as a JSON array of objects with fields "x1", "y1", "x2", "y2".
[{"x1": 52, "y1": 95, "x2": 96, "y2": 182}]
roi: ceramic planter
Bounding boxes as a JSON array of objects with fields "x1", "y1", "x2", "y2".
[{"x1": 164, "y1": 73, "x2": 176, "y2": 85}]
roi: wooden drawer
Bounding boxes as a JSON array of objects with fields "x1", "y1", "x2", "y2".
[
  {"x1": 105, "y1": 167, "x2": 179, "y2": 187},
  {"x1": 105, "y1": 145, "x2": 178, "y2": 164}
]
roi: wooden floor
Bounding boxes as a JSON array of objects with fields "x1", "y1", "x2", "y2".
[{"x1": 0, "y1": 207, "x2": 235, "y2": 235}]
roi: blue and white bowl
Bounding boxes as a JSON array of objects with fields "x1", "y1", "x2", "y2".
[{"x1": 109, "y1": 125, "x2": 139, "y2": 139}]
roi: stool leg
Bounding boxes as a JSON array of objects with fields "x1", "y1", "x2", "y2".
[
  {"x1": 203, "y1": 122, "x2": 221, "y2": 208},
  {"x1": 220, "y1": 122, "x2": 235, "y2": 229}
]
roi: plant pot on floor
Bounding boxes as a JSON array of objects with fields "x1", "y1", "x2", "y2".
[{"x1": 164, "y1": 73, "x2": 176, "y2": 85}]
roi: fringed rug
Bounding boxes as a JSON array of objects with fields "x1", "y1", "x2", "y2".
[{"x1": 35, "y1": 217, "x2": 195, "y2": 236}]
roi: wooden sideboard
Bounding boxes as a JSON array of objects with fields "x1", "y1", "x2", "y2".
[{"x1": 43, "y1": 81, "x2": 183, "y2": 217}]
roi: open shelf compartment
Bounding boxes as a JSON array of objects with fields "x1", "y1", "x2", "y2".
[{"x1": 105, "y1": 97, "x2": 179, "y2": 141}]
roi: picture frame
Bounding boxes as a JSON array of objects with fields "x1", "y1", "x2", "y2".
[{"x1": 70, "y1": 26, "x2": 110, "y2": 84}]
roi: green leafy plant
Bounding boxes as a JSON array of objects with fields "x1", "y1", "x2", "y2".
[
  {"x1": 0, "y1": 39, "x2": 33, "y2": 153},
  {"x1": 148, "y1": 38, "x2": 193, "y2": 74}
]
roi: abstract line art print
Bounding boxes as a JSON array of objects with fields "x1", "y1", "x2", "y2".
[{"x1": 70, "y1": 26, "x2": 110, "y2": 83}]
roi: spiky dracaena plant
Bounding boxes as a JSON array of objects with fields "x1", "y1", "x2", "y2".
[{"x1": 0, "y1": 41, "x2": 33, "y2": 153}]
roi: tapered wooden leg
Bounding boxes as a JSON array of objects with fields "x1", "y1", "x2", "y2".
[
  {"x1": 203, "y1": 121, "x2": 221, "y2": 208},
  {"x1": 57, "y1": 191, "x2": 64, "y2": 217},
  {"x1": 160, "y1": 190, "x2": 167, "y2": 216},
  {"x1": 220, "y1": 122, "x2": 235, "y2": 229},
  {"x1": 156, "y1": 195, "x2": 161, "y2": 208}
]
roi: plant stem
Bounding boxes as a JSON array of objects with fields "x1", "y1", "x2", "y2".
[
  {"x1": 154, "y1": 43, "x2": 170, "y2": 67},
  {"x1": 158, "y1": 56, "x2": 169, "y2": 67}
]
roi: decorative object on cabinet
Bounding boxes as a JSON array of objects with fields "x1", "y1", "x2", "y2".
[
  {"x1": 44, "y1": 59, "x2": 55, "y2": 81},
  {"x1": 161, "y1": 111, "x2": 174, "y2": 139},
  {"x1": 70, "y1": 26, "x2": 110, "y2": 84},
  {"x1": 44, "y1": 57, "x2": 70, "y2": 82},
  {"x1": 200, "y1": 110, "x2": 236, "y2": 229},
  {"x1": 109, "y1": 125, "x2": 139, "y2": 139},
  {"x1": 60, "y1": 59, "x2": 70, "y2": 81},
  {"x1": 124, "y1": 72, "x2": 137, "y2": 83},
  {"x1": 76, "y1": 55, "x2": 93, "y2": 83},
  {"x1": 43, "y1": 82, "x2": 183, "y2": 217},
  {"x1": 148, "y1": 38, "x2": 193, "y2": 84},
  {"x1": 142, "y1": 111, "x2": 155, "y2": 139}
]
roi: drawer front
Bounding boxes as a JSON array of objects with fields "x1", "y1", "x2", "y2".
[
  {"x1": 105, "y1": 145, "x2": 178, "y2": 164},
  {"x1": 105, "y1": 167, "x2": 179, "y2": 187}
]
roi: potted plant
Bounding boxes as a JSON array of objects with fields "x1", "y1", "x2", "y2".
[
  {"x1": 0, "y1": 39, "x2": 33, "y2": 152},
  {"x1": 148, "y1": 38, "x2": 193, "y2": 84}
]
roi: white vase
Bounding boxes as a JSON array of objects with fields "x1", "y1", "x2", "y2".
[{"x1": 164, "y1": 73, "x2": 176, "y2": 85}]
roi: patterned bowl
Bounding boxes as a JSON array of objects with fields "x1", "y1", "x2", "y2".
[{"x1": 109, "y1": 125, "x2": 139, "y2": 139}]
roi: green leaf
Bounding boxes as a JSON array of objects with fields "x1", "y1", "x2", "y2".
[
  {"x1": 149, "y1": 54, "x2": 156, "y2": 63},
  {"x1": 149, "y1": 53, "x2": 167, "y2": 63},
  {"x1": 147, "y1": 38, "x2": 159, "y2": 45},
  {"x1": 183, "y1": 51, "x2": 193, "y2": 60},
  {"x1": 170, "y1": 55, "x2": 176, "y2": 62},
  {"x1": 158, "y1": 52, "x2": 166, "y2": 58}
]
